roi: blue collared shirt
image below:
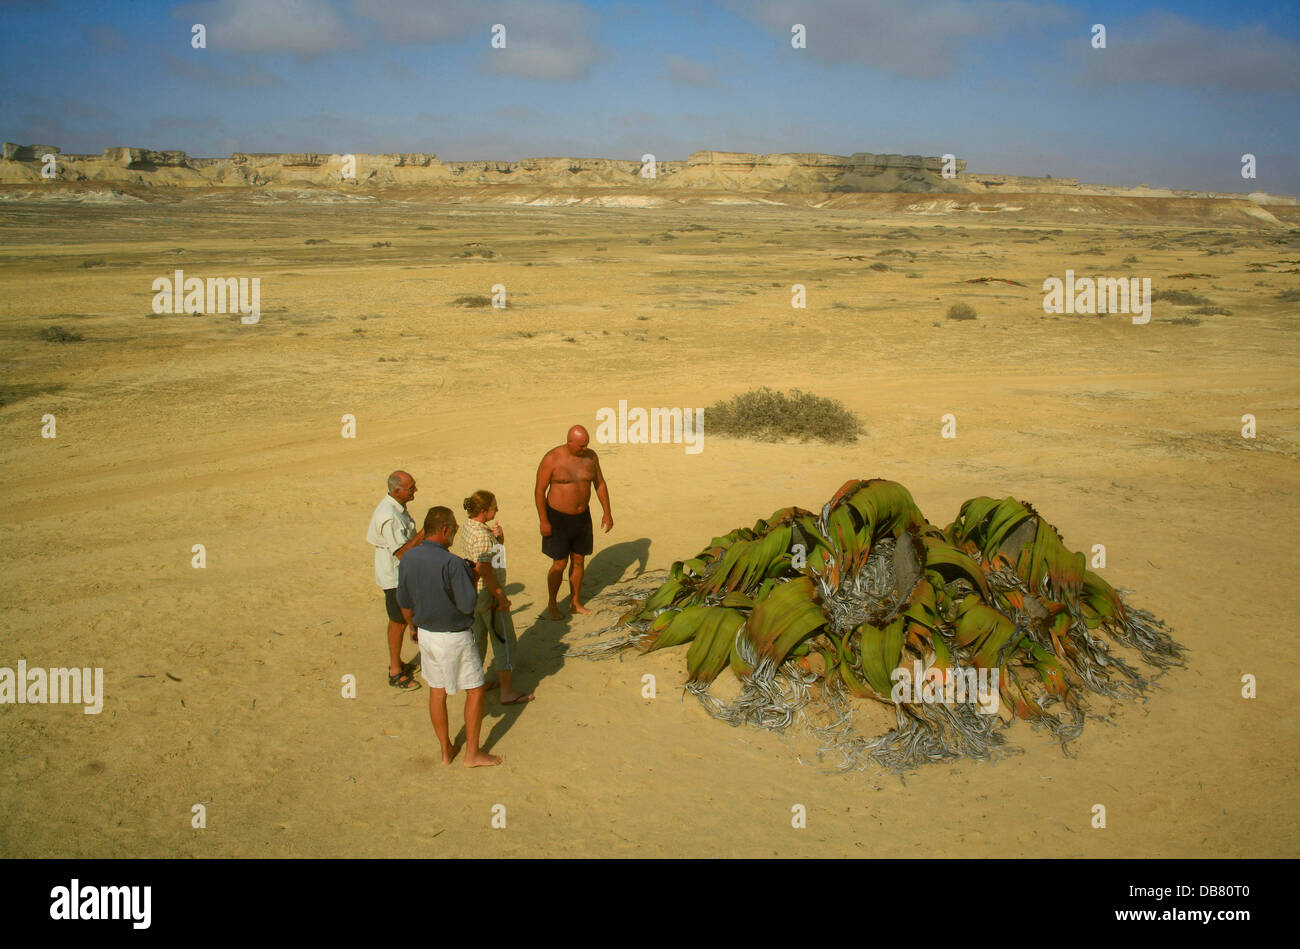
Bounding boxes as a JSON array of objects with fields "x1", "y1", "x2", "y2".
[{"x1": 395, "y1": 541, "x2": 478, "y2": 632}]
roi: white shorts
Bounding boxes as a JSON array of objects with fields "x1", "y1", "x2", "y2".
[{"x1": 417, "y1": 628, "x2": 485, "y2": 695}]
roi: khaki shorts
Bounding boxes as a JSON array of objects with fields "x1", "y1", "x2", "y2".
[{"x1": 417, "y1": 629, "x2": 485, "y2": 694}]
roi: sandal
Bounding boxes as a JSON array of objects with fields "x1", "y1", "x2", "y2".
[{"x1": 388, "y1": 668, "x2": 421, "y2": 690}]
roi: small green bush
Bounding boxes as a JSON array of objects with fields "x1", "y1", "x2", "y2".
[{"x1": 946, "y1": 302, "x2": 977, "y2": 321}]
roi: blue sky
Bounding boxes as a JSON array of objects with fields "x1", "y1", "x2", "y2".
[{"x1": 1, "y1": 0, "x2": 1296, "y2": 193}]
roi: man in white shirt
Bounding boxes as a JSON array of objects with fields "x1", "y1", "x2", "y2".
[{"x1": 367, "y1": 470, "x2": 425, "y2": 689}]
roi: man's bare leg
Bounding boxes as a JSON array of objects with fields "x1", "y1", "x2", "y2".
[
  {"x1": 569, "y1": 553, "x2": 591, "y2": 614},
  {"x1": 463, "y1": 686, "x2": 502, "y2": 767},
  {"x1": 428, "y1": 687, "x2": 456, "y2": 764},
  {"x1": 545, "y1": 559, "x2": 566, "y2": 620},
  {"x1": 387, "y1": 620, "x2": 408, "y2": 677}
]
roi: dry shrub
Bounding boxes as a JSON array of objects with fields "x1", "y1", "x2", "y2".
[
  {"x1": 707, "y1": 387, "x2": 863, "y2": 443},
  {"x1": 1151, "y1": 290, "x2": 1210, "y2": 305},
  {"x1": 40, "y1": 325, "x2": 84, "y2": 343}
]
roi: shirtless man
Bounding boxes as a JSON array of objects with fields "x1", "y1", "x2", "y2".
[{"x1": 536, "y1": 425, "x2": 613, "y2": 619}]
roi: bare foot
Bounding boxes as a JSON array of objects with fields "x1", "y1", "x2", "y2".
[
  {"x1": 543, "y1": 605, "x2": 564, "y2": 620},
  {"x1": 465, "y1": 750, "x2": 503, "y2": 768},
  {"x1": 500, "y1": 691, "x2": 535, "y2": 705},
  {"x1": 569, "y1": 600, "x2": 592, "y2": 615},
  {"x1": 441, "y1": 744, "x2": 459, "y2": 765}
]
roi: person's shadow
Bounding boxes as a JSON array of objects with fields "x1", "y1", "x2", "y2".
[
  {"x1": 475, "y1": 537, "x2": 652, "y2": 753},
  {"x1": 577, "y1": 538, "x2": 652, "y2": 601}
]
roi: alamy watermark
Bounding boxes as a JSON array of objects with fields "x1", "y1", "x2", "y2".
[
  {"x1": 151, "y1": 270, "x2": 260, "y2": 324},
  {"x1": 1043, "y1": 269, "x2": 1151, "y2": 324},
  {"x1": 1, "y1": 661, "x2": 103, "y2": 714},
  {"x1": 890, "y1": 661, "x2": 1000, "y2": 715},
  {"x1": 50, "y1": 879, "x2": 150, "y2": 929},
  {"x1": 594, "y1": 400, "x2": 703, "y2": 454}
]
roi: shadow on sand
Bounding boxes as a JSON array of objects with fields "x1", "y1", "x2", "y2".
[{"x1": 475, "y1": 537, "x2": 652, "y2": 753}]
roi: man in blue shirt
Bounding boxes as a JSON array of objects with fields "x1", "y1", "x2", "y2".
[{"x1": 397, "y1": 506, "x2": 502, "y2": 768}]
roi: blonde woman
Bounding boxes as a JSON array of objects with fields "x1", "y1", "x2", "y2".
[{"x1": 459, "y1": 491, "x2": 534, "y2": 705}]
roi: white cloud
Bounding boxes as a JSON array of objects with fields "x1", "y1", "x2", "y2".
[
  {"x1": 174, "y1": 0, "x2": 352, "y2": 56},
  {"x1": 664, "y1": 53, "x2": 718, "y2": 89},
  {"x1": 162, "y1": 51, "x2": 280, "y2": 87},
  {"x1": 348, "y1": 0, "x2": 480, "y2": 42},
  {"x1": 1071, "y1": 12, "x2": 1300, "y2": 94},
  {"x1": 478, "y1": 1, "x2": 603, "y2": 81},
  {"x1": 348, "y1": 0, "x2": 602, "y2": 80},
  {"x1": 721, "y1": 0, "x2": 1068, "y2": 78}
]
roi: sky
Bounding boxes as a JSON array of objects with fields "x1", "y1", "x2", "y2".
[{"x1": 1, "y1": 0, "x2": 1297, "y2": 194}]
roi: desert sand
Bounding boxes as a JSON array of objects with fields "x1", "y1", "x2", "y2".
[{"x1": 1, "y1": 184, "x2": 1297, "y2": 857}]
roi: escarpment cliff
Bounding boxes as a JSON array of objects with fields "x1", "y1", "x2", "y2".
[{"x1": 1, "y1": 141, "x2": 1293, "y2": 207}]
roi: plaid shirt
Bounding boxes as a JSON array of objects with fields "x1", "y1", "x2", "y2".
[{"x1": 457, "y1": 518, "x2": 499, "y2": 591}]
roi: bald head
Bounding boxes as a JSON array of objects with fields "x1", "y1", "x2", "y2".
[
  {"x1": 566, "y1": 425, "x2": 590, "y2": 452},
  {"x1": 387, "y1": 470, "x2": 416, "y2": 505}
]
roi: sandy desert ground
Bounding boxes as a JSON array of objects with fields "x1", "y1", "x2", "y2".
[{"x1": 1, "y1": 186, "x2": 1297, "y2": 857}]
